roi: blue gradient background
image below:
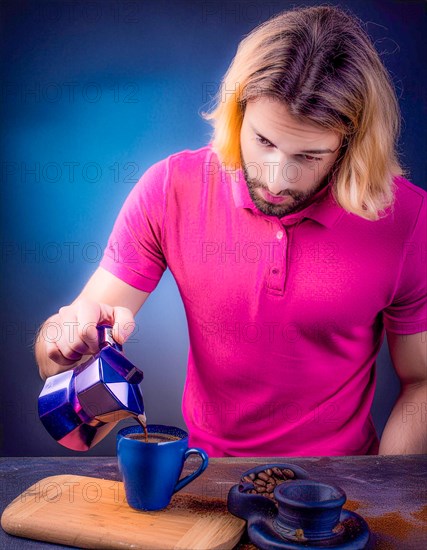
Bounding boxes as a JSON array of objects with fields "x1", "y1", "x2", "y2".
[{"x1": 1, "y1": 0, "x2": 425, "y2": 456}]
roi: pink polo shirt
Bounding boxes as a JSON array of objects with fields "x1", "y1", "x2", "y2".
[{"x1": 100, "y1": 145, "x2": 427, "y2": 457}]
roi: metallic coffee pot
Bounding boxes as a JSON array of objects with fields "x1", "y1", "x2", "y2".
[{"x1": 38, "y1": 325, "x2": 145, "y2": 451}]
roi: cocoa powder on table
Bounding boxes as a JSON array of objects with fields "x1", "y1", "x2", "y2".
[{"x1": 163, "y1": 493, "x2": 228, "y2": 516}]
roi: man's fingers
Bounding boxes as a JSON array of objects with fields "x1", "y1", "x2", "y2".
[
  {"x1": 45, "y1": 339, "x2": 82, "y2": 367},
  {"x1": 57, "y1": 306, "x2": 90, "y2": 356},
  {"x1": 112, "y1": 306, "x2": 136, "y2": 344},
  {"x1": 42, "y1": 300, "x2": 136, "y2": 375},
  {"x1": 76, "y1": 299, "x2": 115, "y2": 353},
  {"x1": 72, "y1": 300, "x2": 135, "y2": 348}
]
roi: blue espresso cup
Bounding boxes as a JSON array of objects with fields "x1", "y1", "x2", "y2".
[{"x1": 117, "y1": 424, "x2": 209, "y2": 511}]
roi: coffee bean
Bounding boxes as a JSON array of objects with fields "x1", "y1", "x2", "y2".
[
  {"x1": 272, "y1": 467, "x2": 285, "y2": 479},
  {"x1": 241, "y1": 467, "x2": 297, "y2": 504},
  {"x1": 254, "y1": 478, "x2": 266, "y2": 487}
]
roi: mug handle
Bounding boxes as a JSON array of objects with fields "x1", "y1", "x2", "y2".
[{"x1": 173, "y1": 448, "x2": 209, "y2": 493}]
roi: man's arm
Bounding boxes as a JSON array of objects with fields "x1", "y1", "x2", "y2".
[
  {"x1": 378, "y1": 331, "x2": 427, "y2": 454},
  {"x1": 34, "y1": 266, "x2": 150, "y2": 379}
]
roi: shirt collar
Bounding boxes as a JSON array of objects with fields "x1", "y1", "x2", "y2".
[{"x1": 230, "y1": 167, "x2": 344, "y2": 229}]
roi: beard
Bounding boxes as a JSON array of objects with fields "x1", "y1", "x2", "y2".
[{"x1": 242, "y1": 161, "x2": 328, "y2": 218}]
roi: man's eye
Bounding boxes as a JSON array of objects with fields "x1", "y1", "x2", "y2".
[
  {"x1": 297, "y1": 154, "x2": 322, "y2": 162},
  {"x1": 256, "y1": 136, "x2": 273, "y2": 147}
]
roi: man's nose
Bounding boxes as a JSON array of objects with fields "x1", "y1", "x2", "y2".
[{"x1": 264, "y1": 156, "x2": 292, "y2": 195}]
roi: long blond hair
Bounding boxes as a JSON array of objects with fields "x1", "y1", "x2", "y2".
[{"x1": 202, "y1": 5, "x2": 407, "y2": 220}]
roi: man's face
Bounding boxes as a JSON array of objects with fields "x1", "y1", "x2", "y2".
[{"x1": 240, "y1": 97, "x2": 343, "y2": 217}]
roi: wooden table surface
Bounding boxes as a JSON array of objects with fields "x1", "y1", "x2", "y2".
[{"x1": 1, "y1": 455, "x2": 426, "y2": 549}]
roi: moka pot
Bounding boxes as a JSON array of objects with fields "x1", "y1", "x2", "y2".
[{"x1": 38, "y1": 324, "x2": 145, "y2": 451}]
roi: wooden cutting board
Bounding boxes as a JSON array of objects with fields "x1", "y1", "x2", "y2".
[{"x1": 1, "y1": 475, "x2": 246, "y2": 549}]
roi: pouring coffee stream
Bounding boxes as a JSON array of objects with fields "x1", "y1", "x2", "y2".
[
  {"x1": 38, "y1": 325, "x2": 148, "y2": 451},
  {"x1": 137, "y1": 413, "x2": 148, "y2": 443}
]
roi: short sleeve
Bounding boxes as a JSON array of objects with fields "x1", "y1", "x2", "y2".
[
  {"x1": 99, "y1": 158, "x2": 169, "y2": 292},
  {"x1": 383, "y1": 194, "x2": 427, "y2": 335}
]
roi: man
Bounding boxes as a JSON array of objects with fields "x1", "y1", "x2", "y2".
[{"x1": 35, "y1": 6, "x2": 426, "y2": 457}]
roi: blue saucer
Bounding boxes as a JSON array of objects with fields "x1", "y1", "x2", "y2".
[
  {"x1": 247, "y1": 508, "x2": 371, "y2": 549},
  {"x1": 227, "y1": 464, "x2": 371, "y2": 550}
]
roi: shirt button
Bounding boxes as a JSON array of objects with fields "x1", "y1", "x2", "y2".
[
  {"x1": 276, "y1": 230, "x2": 284, "y2": 240},
  {"x1": 272, "y1": 268, "x2": 279, "y2": 274}
]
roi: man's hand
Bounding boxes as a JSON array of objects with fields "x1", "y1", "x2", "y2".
[
  {"x1": 34, "y1": 266, "x2": 150, "y2": 380},
  {"x1": 379, "y1": 331, "x2": 427, "y2": 454},
  {"x1": 35, "y1": 298, "x2": 136, "y2": 380}
]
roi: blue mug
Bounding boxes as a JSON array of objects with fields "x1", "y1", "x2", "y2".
[{"x1": 117, "y1": 424, "x2": 209, "y2": 511}]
